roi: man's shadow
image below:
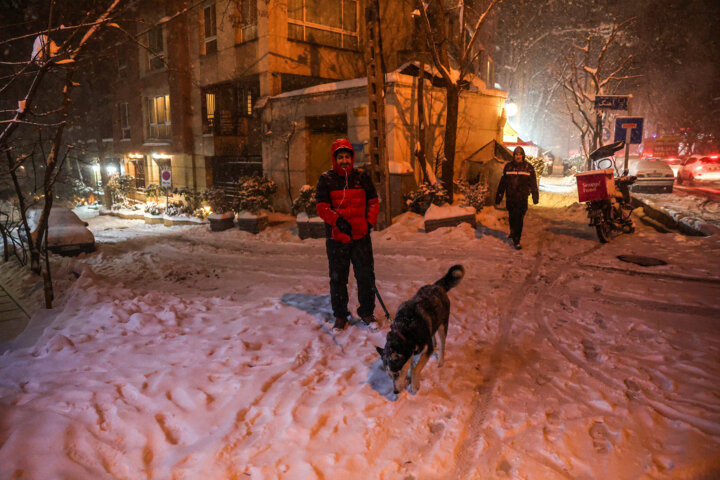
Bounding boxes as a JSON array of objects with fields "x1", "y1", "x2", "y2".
[{"x1": 281, "y1": 292, "x2": 398, "y2": 400}]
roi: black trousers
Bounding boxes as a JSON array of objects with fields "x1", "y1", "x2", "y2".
[
  {"x1": 507, "y1": 199, "x2": 528, "y2": 244},
  {"x1": 326, "y1": 234, "x2": 376, "y2": 318}
]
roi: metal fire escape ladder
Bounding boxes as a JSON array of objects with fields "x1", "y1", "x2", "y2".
[{"x1": 364, "y1": 0, "x2": 391, "y2": 228}]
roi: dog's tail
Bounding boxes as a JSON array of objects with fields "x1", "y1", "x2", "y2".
[{"x1": 435, "y1": 264, "x2": 465, "y2": 291}]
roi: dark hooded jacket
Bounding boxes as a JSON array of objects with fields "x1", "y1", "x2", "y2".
[
  {"x1": 316, "y1": 139, "x2": 380, "y2": 243},
  {"x1": 495, "y1": 147, "x2": 540, "y2": 205}
]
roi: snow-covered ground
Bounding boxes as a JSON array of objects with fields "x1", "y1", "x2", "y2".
[{"x1": 1, "y1": 190, "x2": 720, "y2": 479}]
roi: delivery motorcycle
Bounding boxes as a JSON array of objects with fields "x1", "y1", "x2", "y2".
[{"x1": 576, "y1": 140, "x2": 637, "y2": 243}]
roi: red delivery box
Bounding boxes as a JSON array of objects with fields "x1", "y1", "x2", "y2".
[{"x1": 575, "y1": 168, "x2": 616, "y2": 202}]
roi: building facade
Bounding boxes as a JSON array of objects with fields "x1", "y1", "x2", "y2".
[{"x1": 91, "y1": 0, "x2": 503, "y2": 210}]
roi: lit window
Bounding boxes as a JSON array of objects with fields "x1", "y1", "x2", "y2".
[
  {"x1": 203, "y1": 3, "x2": 217, "y2": 54},
  {"x1": 119, "y1": 102, "x2": 131, "y2": 140},
  {"x1": 243, "y1": 89, "x2": 253, "y2": 116},
  {"x1": 147, "y1": 94, "x2": 171, "y2": 139},
  {"x1": 205, "y1": 92, "x2": 216, "y2": 131},
  {"x1": 148, "y1": 25, "x2": 165, "y2": 70},
  {"x1": 288, "y1": 0, "x2": 358, "y2": 50}
]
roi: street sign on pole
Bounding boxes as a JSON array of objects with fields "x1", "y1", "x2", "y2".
[
  {"x1": 614, "y1": 117, "x2": 644, "y2": 144},
  {"x1": 160, "y1": 167, "x2": 172, "y2": 188},
  {"x1": 614, "y1": 117, "x2": 644, "y2": 174},
  {"x1": 594, "y1": 95, "x2": 630, "y2": 111}
]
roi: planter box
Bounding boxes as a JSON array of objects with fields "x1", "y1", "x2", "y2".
[
  {"x1": 237, "y1": 213, "x2": 268, "y2": 234},
  {"x1": 424, "y1": 214, "x2": 477, "y2": 233},
  {"x1": 163, "y1": 217, "x2": 205, "y2": 227},
  {"x1": 144, "y1": 215, "x2": 165, "y2": 225},
  {"x1": 208, "y1": 213, "x2": 235, "y2": 231},
  {"x1": 297, "y1": 218, "x2": 326, "y2": 239}
]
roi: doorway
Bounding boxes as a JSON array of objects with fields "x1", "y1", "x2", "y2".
[{"x1": 306, "y1": 114, "x2": 348, "y2": 186}]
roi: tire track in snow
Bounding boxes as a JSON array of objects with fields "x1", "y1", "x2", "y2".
[
  {"x1": 535, "y1": 248, "x2": 720, "y2": 438},
  {"x1": 449, "y1": 238, "x2": 555, "y2": 479}
]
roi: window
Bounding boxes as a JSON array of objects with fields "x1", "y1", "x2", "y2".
[
  {"x1": 119, "y1": 102, "x2": 131, "y2": 140},
  {"x1": 287, "y1": 0, "x2": 358, "y2": 50},
  {"x1": 204, "y1": 92, "x2": 216, "y2": 132},
  {"x1": 239, "y1": 88, "x2": 253, "y2": 116},
  {"x1": 148, "y1": 25, "x2": 165, "y2": 70},
  {"x1": 201, "y1": 83, "x2": 257, "y2": 135},
  {"x1": 486, "y1": 56, "x2": 495, "y2": 87},
  {"x1": 234, "y1": 0, "x2": 257, "y2": 43},
  {"x1": 147, "y1": 94, "x2": 171, "y2": 139},
  {"x1": 203, "y1": 4, "x2": 217, "y2": 54},
  {"x1": 132, "y1": 158, "x2": 146, "y2": 189}
]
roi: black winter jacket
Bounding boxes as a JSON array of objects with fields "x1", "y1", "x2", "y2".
[{"x1": 495, "y1": 160, "x2": 539, "y2": 205}]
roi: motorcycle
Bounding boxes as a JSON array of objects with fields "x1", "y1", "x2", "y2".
[{"x1": 576, "y1": 140, "x2": 638, "y2": 243}]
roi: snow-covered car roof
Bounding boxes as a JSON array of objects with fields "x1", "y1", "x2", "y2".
[{"x1": 27, "y1": 207, "x2": 95, "y2": 251}]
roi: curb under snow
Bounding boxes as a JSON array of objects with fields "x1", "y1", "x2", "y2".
[{"x1": 631, "y1": 195, "x2": 719, "y2": 237}]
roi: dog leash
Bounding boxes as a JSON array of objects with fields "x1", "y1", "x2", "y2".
[{"x1": 374, "y1": 284, "x2": 391, "y2": 322}]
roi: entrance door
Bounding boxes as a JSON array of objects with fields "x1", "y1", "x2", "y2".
[{"x1": 306, "y1": 114, "x2": 348, "y2": 187}]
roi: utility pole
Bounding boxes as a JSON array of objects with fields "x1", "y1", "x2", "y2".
[{"x1": 364, "y1": 0, "x2": 391, "y2": 228}]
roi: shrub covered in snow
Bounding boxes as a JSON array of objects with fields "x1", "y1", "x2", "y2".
[
  {"x1": 201, "y1": 188, "x2": 232, "y2": 214},
  {"x1": 164, "y1": 201, "x2": 184, "y2": 217},
  {"x1": 525, "y1": 155, "x2": 545, "y2": 181},
  {"x1": 107, "y1": 174, "x2": 135, "y2": 206},
  {"x1": 177, "y1": 187, "x2": 204, "y2": 217},
  {"x1": 144, "y1": 183, "x2": 169, "y2": 203},
  {"x1": 564, "y1": 153, "x2": 587, "y2": 175},
  {"x1": 404, "y1": 182, "x2": 450, "y2": 215},
  {"x1": 144, "y1": 202, "x2": 163, "y2": 216},
  {"x1": 455, "y1": 178, "x2": 489, "y2": 211},
  {"x1": 233, "y1": 176, "x2": 277, "y2": 215},
  {"x1": 291, "y1": 185, "x2": 318, "y2": 217}
]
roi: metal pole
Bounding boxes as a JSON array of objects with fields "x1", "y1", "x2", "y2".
[{"x1": 623, "y1": 127, "x2": 632, "y2": 175}]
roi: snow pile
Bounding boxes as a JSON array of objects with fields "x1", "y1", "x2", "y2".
[{"x1": 424, "y1": 203, "x2": 475, "y2": 220}]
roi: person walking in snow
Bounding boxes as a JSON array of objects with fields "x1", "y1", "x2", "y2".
[
  {"x1": 316, "y1": 139, "x2": 380, "y2": 331},
  {"x1": 495, "y1": 146, "x2": 539, "y2": 250}
]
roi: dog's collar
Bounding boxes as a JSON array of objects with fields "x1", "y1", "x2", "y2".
[{"x1": 390, "y1": 326, "x2": 408, "y2": 342}]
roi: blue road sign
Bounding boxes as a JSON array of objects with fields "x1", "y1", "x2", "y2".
[
  {"x1": 595, "y1": 95, "x2": 629, "y2": 110},
  {"x1": 614, "y1": 117, "x2": 644, "y2": 144}
]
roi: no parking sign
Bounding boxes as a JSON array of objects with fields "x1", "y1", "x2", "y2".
[{"x1": 160, "y1": 167, "x2": 172, "y2": 188}]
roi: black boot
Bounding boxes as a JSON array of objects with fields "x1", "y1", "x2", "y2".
[{"x1": 333, "y1": 315, "x2": 348, "y2": 330}]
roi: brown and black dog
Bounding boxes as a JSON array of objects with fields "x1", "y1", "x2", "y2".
[{"x1": 376, "y1": 265, "x2": 464, "y2": 394}]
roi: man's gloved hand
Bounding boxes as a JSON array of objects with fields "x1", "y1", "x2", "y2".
[
  {"x1": 367, "y1": 221, "x2": 373, "y2": 232},
  {"x1": 336, "y1": 216, "x2": 352, "y2": 236}
]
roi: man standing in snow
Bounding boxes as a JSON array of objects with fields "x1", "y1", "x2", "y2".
[
  {"x1": 316, "y1": 139, "x2": 380, "y2": 330},
  {"x1": 495, "y1": 146, "x2": 539, "y2": 250}
]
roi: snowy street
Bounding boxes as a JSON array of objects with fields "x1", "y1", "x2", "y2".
[{"x1": 1, "y1": 191, "x2": 720, "y2": 479}]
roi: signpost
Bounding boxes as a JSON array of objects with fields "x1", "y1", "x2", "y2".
[
  {"x1": 160, "y1": 167, "x2": 172, "y2": 207},
  {"x1": 614, "y1": 117, "x2": 644, "y2": 174},
  {"x1": 594, "y1": 95, "x2": 630, "y2": 111}
]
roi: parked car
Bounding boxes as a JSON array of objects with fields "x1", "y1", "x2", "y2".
[
  {"x1": 677, "y1": 155, "x2": 720, "y2": 185},
  {"x1": 627, "y1": 158, "x2": 675, "y2": 193},
  {"x1": 661, "y1": 156, "x2": 683, "y2": 176},
  {"x1": 25, "y1": 207, "x2": 95, "y2": 255}
]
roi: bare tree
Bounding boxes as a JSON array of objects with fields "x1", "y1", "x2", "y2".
[
  {"x1": 553, "y1": 19, "x2": 640, "y2": 163},
  {"x1": 1, "y1": 1, "x2": 123, "y2": 306},
  {"x1": 417, "y1": 0, "x2": 500, "y2": 201}
]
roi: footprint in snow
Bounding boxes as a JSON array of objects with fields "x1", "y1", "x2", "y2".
[{"x1": 589, "y1": 421, "x2": 613, "y2": 454}]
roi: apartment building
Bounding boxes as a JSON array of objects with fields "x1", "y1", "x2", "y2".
[{"x1": 95, "y1": 0, "x2": 504, "y2": 210}]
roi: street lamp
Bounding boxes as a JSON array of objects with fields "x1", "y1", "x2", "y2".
[{"x1": 506, "y1": 101, "x2": 518, "y2": 118}]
